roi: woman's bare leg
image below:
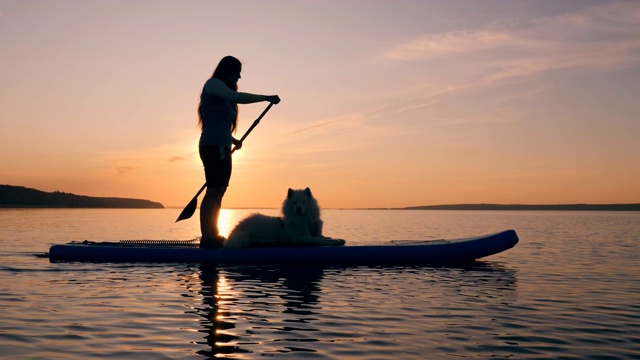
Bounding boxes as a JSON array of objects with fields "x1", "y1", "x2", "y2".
[{"x1": 200, "y1": 186, "x2": 227, "y2": 248}]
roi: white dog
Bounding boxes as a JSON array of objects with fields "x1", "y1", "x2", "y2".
[{"x1": 224, "y1": 187, "x2": 346, "y2": 248}]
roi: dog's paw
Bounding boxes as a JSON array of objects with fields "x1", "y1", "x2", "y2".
[{"x1": 328, "y1": 238, "x2": 346, "y2": 246}]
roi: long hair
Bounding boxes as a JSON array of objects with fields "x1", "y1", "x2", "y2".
[{"x1": 198, "y1": 56, "x2": 242, "y2": 132}]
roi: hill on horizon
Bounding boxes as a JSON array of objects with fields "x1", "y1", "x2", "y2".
[
  {"x1": 403, "y1": 203, "x2": 640, "y2": 211},
  {"x1": 0, "y1": 185, "x2": 164, "y2": 209}
]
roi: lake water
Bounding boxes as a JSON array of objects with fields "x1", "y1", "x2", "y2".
[{"x1": 0, "y1": 208, "x2": 638, "y2": 359}]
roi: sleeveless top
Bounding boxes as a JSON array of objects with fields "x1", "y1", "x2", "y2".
[{"x1": 199, "y1": 78, "x2": 238, "y2": 148}]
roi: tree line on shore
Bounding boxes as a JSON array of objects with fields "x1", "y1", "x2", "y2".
[
  {"x1": 0, "y1": 185, "x2": 164, "y2": 209},
  {"x1": 403, "y1": 203, "x2": 640, "y2": 211}
]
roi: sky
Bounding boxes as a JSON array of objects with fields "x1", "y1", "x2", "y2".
[{"x1": 1, "y1": 0, "x2": 639, "y2": 209}]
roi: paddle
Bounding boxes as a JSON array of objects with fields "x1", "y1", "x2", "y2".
[{"x1": 175, "y1": 102, "x2": 275, "y2": 222}]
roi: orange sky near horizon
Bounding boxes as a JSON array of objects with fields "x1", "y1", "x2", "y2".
[{"x1": 1, "y1": 1, "x2": 639, "y2": 209}]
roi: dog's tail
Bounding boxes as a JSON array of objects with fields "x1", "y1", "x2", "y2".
[{"x1": 223, "y1": 229, "x2": 252, "y2": 249}]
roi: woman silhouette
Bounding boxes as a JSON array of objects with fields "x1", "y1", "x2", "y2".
[{"x1": 197, "y1": 56, "x2": 280, "y2": 248}]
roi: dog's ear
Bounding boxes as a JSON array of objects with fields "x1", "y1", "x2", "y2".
[
  {"x1": 288, "y1": 188, "x2": 293, "y2": 198},
  {"x1": 304, "y1": 187, "x2": 312, "y2": 197}
]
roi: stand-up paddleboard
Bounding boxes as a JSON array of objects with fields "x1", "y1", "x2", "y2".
[{"x1": 48, "y1": 230, "x2": 518, "y2": 265}]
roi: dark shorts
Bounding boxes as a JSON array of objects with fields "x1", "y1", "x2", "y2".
[{"x1": 199, "y1": 145, "x2": 232, "y2": 187}]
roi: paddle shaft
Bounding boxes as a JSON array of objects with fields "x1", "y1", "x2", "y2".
[
  {"x1": 175, "y1": 102, "x2": 274, "y2": 222},
  {"x1": 234, "y1": 102, "x2": 273, "y2": 149},
  {"x1": 192, "y1": 102, "x2": 273, "y2": 197}
]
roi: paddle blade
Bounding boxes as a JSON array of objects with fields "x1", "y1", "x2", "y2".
[
  {"x1": 176, "y1": 183, "x2": 207, "y2": 223},
  {"x1": 175, "y1": 196, "x2": 198, "y2": 222}
]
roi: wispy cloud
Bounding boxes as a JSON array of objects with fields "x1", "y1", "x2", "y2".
[
  {"x1": 0, "y1": 10, "x2": 20, "y2": 29},
  {"x1": 280, "y1": 113, "x2": 366, "y2": 138},
  {"x1": 114, "y1": 165, "x2": 139, "y2": 176},
  {"x1": 384, "y1": 30, "x2": 522, "y2": 61},
  {"x1": 384, "y1": 2, "x2": 640, "y2": 79},
  {"x1": 95, "y1": 141, "x2": 198, "y2": 178},
  {"x1": 370, "y1": 1, "x2": 640, "y2": 123},
  {"x1": 168, "y1": 153, "x2": 196, "y2": 163}
]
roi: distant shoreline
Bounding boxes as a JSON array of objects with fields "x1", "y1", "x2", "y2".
[
  {"x1": 4, "y1": 204, "x2": 640, "y2": 211},
  {"x1": 400, "y1": 204, "x2": 640, "y2": 211},
  {"x1": 167, "y1": 204, "x2": 640, "y2": 211},
  {"x1": 0, "y1": 185, "x2": 164, "y2": 209},
  {"x1": 0, "y1": 205, "x2": 165, "y2": 209},
  {"x1": 3, "y1": 185, "x2": 638, "y2": 211}
]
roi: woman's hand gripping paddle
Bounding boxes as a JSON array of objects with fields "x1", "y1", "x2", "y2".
[{"x1": 175, "y1": 102, "x2": 275, "y2": 222}]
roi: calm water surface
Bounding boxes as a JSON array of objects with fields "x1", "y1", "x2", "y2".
[{"x1": 0, "y1": 208, "x2": 638, "y2": 359}]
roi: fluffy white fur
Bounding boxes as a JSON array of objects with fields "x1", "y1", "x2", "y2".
[{"x1": 223, "y1": 187, "x2": 346, "y2": 248}]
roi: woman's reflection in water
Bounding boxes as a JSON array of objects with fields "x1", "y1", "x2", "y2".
[
  {"x1": 196, "y1": 264, "x2": 248, "y2": 357},
  {"x1": 194, "y1": 264, "x2": 325, "y2": 358},
  {"x1": 192, "y1": 262, "x2": 517, "y2": 357}
]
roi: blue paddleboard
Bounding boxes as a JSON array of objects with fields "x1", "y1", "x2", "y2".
[{"x1": 48, "y1": 230, "x2": 519, "y2": 265}]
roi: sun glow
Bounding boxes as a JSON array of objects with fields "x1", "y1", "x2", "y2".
[{"x1": 217, "y1": 209, "x2": 233, "y2": 238}]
